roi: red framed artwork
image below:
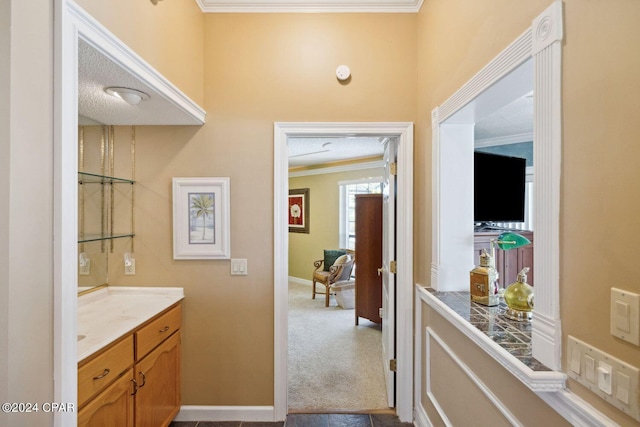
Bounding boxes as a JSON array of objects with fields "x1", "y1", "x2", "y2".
[{"x1": 288, "y1": 188, "x2": 309, "y2": 233}]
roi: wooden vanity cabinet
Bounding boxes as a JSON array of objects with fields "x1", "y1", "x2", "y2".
[
  {"x1": 78, "y1": 368, "x2": 135, "y2": 427},
  {"x1": 135, "y1": 332, "x2": 181, "y2": 427},
  {"x1": 134, "y1": 305, "x2": 182, "y2": 427},
  {"x1": 78, "y1": 303, "x2": 182, "y2": 427}
]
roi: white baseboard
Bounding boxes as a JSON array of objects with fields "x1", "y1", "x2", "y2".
[
  {"x1": 414, "y1": 404, "x2": 433, "y2": 427},
  {"x1": 288, "y1": 276, "x2": 312, "y2": 286},
  {"x1": 174, "y1": 406, "x2": 277, "y2": 422}
]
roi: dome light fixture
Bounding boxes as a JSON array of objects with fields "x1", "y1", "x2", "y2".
[{"x1": 105, "y1": 87, "x2": 150, "y2": 106}]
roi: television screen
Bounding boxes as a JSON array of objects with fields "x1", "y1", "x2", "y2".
[{"x1": 474, "y1": 151, "x2": 526, "y2": 224}]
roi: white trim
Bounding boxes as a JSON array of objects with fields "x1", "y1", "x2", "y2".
[
  {"x1": 530, "y1": 0, "x2": 564, "y2": 370},
  {"x1": 174, "y1": 405, "x2": 275, "y2": 422},
  {"x1": 431, "y1": 0, "x2": 563, "y2": 371},
  {"x1": 474, "y1": 132, "x2": 534, "y2": 148},
  {"x1": 274, "y1": 122, "x2": 413, "y2": 422},
  {"x1": 289, "y1": 160, "x2": 384, "y2": 178},
  {"x1": 53, "y1": 2, "x2": 79, "y2": 426},
  {"x1": 426, "y1": 327, "x2": 523, "y2": 426},
  {"x1": 196, "y1": 0, "x2": 424, "y2": 14},
  {"x1": 537, "y1": 390, "x2": 620, "y2": 427},
  {"x1": 288, "y1": 276, "x2": 312, "y2": 286},
  {"x1": 414, "y1": 403, "x2": 434, "y2": 427},
  {"x1": 67, "y1": 1, "x2": 206, "y2": 125}
]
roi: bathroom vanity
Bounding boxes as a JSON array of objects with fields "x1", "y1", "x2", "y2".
[{"x1": 77, "y1": 287, "x2": 184, "y2": 427}]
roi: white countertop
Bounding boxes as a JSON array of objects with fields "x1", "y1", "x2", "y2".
[{"x1": 78, "y1": 286, "x2": 184, "y2": 362}]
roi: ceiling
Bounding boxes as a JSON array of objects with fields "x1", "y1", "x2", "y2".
[
  {"x1": 78, "y1": 39, "x2": 204, "y2": 126},
  {"x1": 288, "y1": 137, "x2": 386, "y2": 167},
  {"x1": 79, "y1": 0, "x2": 532, "y2": 160},
  {"x1": 288, "y1": 95, "x2": 533, "y2": 167}
]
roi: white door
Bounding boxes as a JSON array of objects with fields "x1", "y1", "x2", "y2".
[{"x1": 381, "y1": 138, "x2": 397, "y2": 408}]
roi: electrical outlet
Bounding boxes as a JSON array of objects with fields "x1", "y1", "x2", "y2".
[
  {"x1": 79, "y1": 258, "x2": 91, "y2": 275},
  {"x1": 124, "y1": 258, "x2": 135, "y2": 275}
]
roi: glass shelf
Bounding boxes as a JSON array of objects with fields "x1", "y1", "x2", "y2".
[
  {"x1": 78, "y1": 172, "x2": 134, "y2": 185},
  {"x1": 78, "y1": 233, "x2": 135, "y2": 243}
]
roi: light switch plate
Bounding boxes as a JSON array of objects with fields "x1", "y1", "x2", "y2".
[
  {"x1": 610, "y1": 288, "x2": 640, "y2": 346},
  {"x1": 231, "y1": 259, "x2": 248, "y2": 276},
  {"x1": 567, "y1": 335, "x2": 640, "y2": 421}
]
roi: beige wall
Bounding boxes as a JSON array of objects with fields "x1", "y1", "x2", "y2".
[
  {"x1": 5, "y1": 0, "x2": 637, "y2": 422},
  {"x1": 74, "y1": 0, "x2": 204, "y2": 106},
  {"x1": 288, "y1": 167, "x2": 384, "y2": 280},
  {"x1": 419, "y1": 299, "x2": 571, "y2": 427},
  {"x1": 1, "y1": 0, "x2": 54, "y2": 426},
  {"x1": 101, "y1": 13, "x2": 417, "y2": 405},
  {"x1": 416, "y1": 0, "x2": 640, "y2": 424}
]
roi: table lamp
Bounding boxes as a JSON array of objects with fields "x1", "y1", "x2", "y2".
[{"x1": 491, "y1": 232, "x2": 533, "y2": 321}]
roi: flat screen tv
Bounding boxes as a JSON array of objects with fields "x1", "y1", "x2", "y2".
[{"x1": 474, "y1": 151, "x2": 526, "y2": 225}]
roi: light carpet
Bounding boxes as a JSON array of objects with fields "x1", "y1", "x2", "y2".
[{"x1": 287, "y1": 281, "x2": 389, "y2": 412}]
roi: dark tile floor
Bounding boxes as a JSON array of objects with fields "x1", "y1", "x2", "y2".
[{"x1": 171, "y1": 413, "x2": 412, "y2": 427}]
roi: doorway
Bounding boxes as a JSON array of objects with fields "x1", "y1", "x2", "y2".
[
  {"x1": 287, "y1": 136, "x2": 389, "y2": 412},
  {"x1": 273, "y1": 122, "x2": 414, "y2": 422}
]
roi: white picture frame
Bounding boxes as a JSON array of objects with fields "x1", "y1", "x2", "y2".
[{"x1": 172, "y1": 177, "x2": 230, "y2": 260}]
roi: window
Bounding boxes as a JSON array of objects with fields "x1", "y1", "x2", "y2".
[{"x1": 339, "y1": 179, "x2": 382, "y2": 249}]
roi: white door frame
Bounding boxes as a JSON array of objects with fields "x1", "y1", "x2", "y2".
[{"x1": 273, "y1": 122, "x2": 414, "y2": 422}]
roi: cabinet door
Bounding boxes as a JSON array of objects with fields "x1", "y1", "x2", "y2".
[
  {"x1": 77, "y1": 369, "x2": 134, "y2": 427},
  {"x1": 135, "y1": 331, "x2": 181, "y2": 427}
]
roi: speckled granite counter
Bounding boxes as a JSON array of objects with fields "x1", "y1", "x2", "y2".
[
  {"x1": 417, "y1": 286, "x2": 566, "y2": 392},
  {"x1": 424, "y1": 289, "x2": 549, "y2": 371},
  {"x1": 78, "y1": 286, "x2": 184, "y2": 362}
]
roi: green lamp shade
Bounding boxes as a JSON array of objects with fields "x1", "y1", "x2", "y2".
[{"x1": 495, "y1": 232, "x2": 531, "y2": 250}]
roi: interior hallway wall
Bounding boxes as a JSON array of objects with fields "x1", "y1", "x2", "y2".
[
  {"x1": 104, "y1": 12, "x2": 416, "y2": 406},
  {"x1": 1, "y1": 0, "x2": 55, "y2": 426},
  {"x1": 415, "y1": 1, "x2": 640, "y2": 424}
]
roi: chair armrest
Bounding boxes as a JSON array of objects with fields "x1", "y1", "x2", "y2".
[
  {"x1": 328, "y1": 264, "x2": 343, "y2": 281},
  {"x1": 313, "y1": 259, "x2": 324, "y2": 271}
]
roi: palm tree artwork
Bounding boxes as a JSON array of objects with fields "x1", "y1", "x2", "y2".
[{"x1": 189, "y1": 192, "x2": 215, "y2": 244}]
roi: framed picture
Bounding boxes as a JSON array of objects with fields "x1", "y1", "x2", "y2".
[
  {"x1": 173, "y1": 177, "x2": 230, "y2": 259},
  {"x1": 288, "y1": 188, "x2": 309, "y2": 233}
]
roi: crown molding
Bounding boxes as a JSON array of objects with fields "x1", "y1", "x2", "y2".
[{"x1": 195, "y1": 0, "x2": 423, "y2": 13}]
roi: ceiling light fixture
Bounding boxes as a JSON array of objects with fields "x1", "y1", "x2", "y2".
[{"x1": 105, "y1": 87, "x2": 150, "y2": 106}]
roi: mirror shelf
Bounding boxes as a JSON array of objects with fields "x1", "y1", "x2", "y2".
[
  {"x1": 78, "y1": 233, "x2": 135, "y2": 244},
  {"x1": 78, "y1": 171, "x2": 134, "y2": 185}
]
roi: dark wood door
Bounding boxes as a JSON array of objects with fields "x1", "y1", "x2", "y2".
[{"x1": 355, "y1": 194, "x2": 383, "y2": 324}]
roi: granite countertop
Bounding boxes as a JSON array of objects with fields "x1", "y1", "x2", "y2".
[
  {"x1": 425, "y1": 289, "x2": 549, "y2": 371},
  {"x1": 78, "y1": 286, "x2": 184, "y2": 362},
  {"x1": 418, "y1": 286, "x2": 567, "y2": 392}
]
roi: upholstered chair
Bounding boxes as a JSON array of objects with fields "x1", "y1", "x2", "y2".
[{"x1": 312, "y1": 249, "x2": 356, "y2": 307}]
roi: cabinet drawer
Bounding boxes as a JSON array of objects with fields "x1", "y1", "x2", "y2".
[
  {"x1": 78, "y1": 368, "x2": 134, "y2": 427},
  {"x1": 78, "y1": 335, "x2": 134, "y2": 407},
  {"x1": 136, "y1": 304, "x2": 181, "y2": 360}
]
